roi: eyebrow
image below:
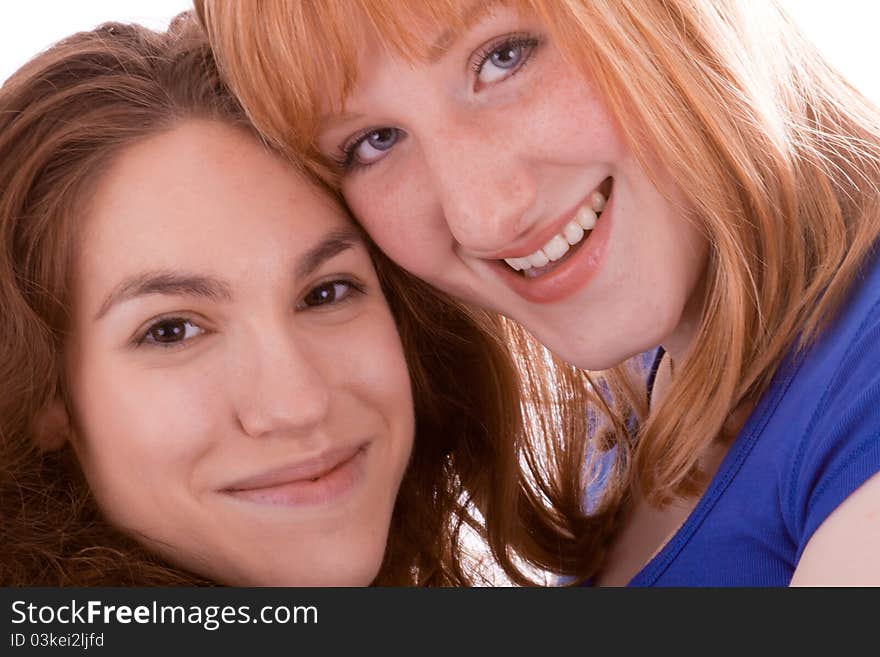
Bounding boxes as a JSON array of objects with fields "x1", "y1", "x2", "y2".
[
  {"x1": 295, "y1": 226, "x2": 363, "y2": 278},
  {"x1": 428, "y1": 1, "x2": 497, "y2": 62},
  {"x1": 94, "y1": 272, "x2": 232, "y2": 321},
  {"x1": 94, "y1": 227, "x2": 364, "y2": 320}
]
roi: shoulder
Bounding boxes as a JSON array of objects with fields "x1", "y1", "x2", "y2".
[
  {"x1": 783, "y1": 250, "x2": 880, "y2": 558},
  {"x1": 790, "y1": 469, "x2": 880, "y2": 585}
]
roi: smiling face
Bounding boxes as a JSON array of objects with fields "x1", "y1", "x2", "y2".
[
  {"x1": 317, "y1": 3, "x2": 708, "y2": 368},
  {"x1": 63, "y1": 120, "x2": 414, "y2": 586}
]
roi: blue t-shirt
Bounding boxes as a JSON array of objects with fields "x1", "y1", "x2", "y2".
[{"x1": 627, "y1": 251, "x2": 880, "y2": 586}]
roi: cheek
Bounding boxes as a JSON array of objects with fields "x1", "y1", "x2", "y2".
[
  {"x1": 348, "y1": 308, "x2": 413, "y2": 427},
  {"x1": 511, "y1": 45, "x2": 629, "y2": 164},
  {"x1": 633, "y1": 184, "x2": 708, "y2": 306},
  {"x1": 66, "y1": 347, "x2": 220, "y2": 528},
  {"x1": 319, "y1": 303, "x2": 415, "y2": 455},
  {"x1": 345, "y1": 177, "x2": 454, "y2": 281}
]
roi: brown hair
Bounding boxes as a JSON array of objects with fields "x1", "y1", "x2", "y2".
[
  {"x1": 0, "y1": 13, "x2": 611, "y2": 586},
  {"x1": 196, "y1": 0, "x2": 880, "y2": 512}
]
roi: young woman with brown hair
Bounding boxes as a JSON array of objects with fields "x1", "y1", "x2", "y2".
[
  {"x1": 0, "y1": 13, "x2": 599, "y2": 586},
  {"x1": 197, "y1": 0, "x2": 880, "y2": 585}
]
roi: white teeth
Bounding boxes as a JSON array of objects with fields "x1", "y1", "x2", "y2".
[
  {"x1": 503, "y1": 189, "x2": 606, "y2": 273},
  {"x1": 527, "y1": 250, "x2": 550, "y2": 268},
  {"x1": 503, "y1": 256, "x2": 532, "y2": 271},
  {"x1": 542, "y1": 235, "x2": 570, "y2": 261},
  {"x1": 563, "y1": 220, "x2": 585, "y2": 245},
  {"x1": 575, "y1": 206, "x2": 597, "y2": 230}
]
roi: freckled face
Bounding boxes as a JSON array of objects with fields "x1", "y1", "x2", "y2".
[
  {"x1": 319, "y1": 5, "x2": 708, "y2": 368},
  {"x1": 65, "y1": 121, "x2": 414, "y2": 585}
]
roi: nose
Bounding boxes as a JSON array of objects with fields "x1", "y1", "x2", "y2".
[
  {"x1": 229, "y1": 328, "x2": 331, "y2": 440},
  {"x1": 421, "y1": 120, "x2": 537, "y2": 256}
]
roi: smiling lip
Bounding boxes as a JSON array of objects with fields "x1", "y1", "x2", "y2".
[
  {"x1": 222, "y1": 444, "x2": 367, "y2": 507},
  {"x1": 493, "y1": 185, "x2": 614, "y2": 304}
]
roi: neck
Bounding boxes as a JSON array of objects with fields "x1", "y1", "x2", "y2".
[
  {"x1": 660, "y1": 270, "x2": 708, "y2": 371},
  {"x1": 652, "y1": 295, "x2": 703, "y2": 411},
  {"x1": 650, "y1": 349, "x2": 675, "y2": 412}
]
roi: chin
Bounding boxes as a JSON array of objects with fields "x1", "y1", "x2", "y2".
[
  {"x1": 166, "y1": 544, "x2": 386, "y2": 587},
  {"x1": 542, "y1": 312, "x2": 681, "y2": 372},
  {"x1": 552, "y1": 337, "x2": 656, "y2": 372},
  {"x1": 205, "y1": 561, "x2": 381, "y2": 587},
  {"x1": 261, "y1": 545, "x2": 387, "y2": 587},
  {"x1": 271, "y1": 562, "x2": 382, "y2": 587}
]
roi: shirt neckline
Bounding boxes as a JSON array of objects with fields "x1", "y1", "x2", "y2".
[{"x1": 626, "y1": 346, "x2": 804, "y2": 586}]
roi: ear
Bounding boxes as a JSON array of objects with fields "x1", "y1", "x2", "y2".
[{"x1": 31, "y1": 398, "x2": 71, "y2": 452}]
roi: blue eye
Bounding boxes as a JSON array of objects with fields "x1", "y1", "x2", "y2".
[
  {"x1": 299, "y1": 279, "x2": 363, "y2": 309},
  {"x1": 343, "y1": 127, "x2": 404, "y2": 169},
  {"x1": 474, "y1": 35, "x2": 539, "y2": 86},
  {"x1": 490, "y1": 44, "x2": 523, "y2": 69},
  {"x1": 138, "y1": 318, "x2": 204, "y2": 347}
]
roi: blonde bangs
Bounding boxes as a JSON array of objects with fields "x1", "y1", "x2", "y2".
[{"x1": 198, "y1": 0, "x2": 546, "y2": 181}]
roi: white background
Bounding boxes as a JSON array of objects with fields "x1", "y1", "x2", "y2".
[
  {"x1": 0, "y1": 1, "x2": 879, "y2": 102},
  {"x1": 0, "y1": 0, "x2": 192, "y2": 83},
  {"x1": 0, "y1": 0, "x2": 876, "y2": 587}
]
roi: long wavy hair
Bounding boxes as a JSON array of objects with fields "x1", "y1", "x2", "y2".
[
  {"x1": 0, "y1": 13, "x2": 612, "y2": 586},
  {"x1": 196, "y1": 0, "x2": 880, "y2": 522}
]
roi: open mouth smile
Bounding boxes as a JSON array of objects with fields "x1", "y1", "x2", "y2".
[
  {"x1": 490, "y1": 177, "x2": 614, "y2": 304},
  {"x1": 503, "y1": 177, "x2": 612, "y2": 279}
]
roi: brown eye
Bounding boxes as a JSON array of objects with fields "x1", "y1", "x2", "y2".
[
  {"x1": 301, "y1": 281, "x2": 354, "y2": 308},
  {"x1": 142, "y1": 319, "x2": 202, "y2": 345}
]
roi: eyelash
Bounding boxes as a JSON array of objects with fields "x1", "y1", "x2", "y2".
[
  {"x1": 334, "y1": 127, "x2": 383, "y2": 172},
  {"x1": 470, "y1": 33, "x2": 540, "y2": 80},
  {"x1": 294, "y1": 277, "x2": 366, "y2": 311},
  {"x1": 334, "y1": 32, "x2": 541, "y2": 172},
  {"x1": 133, "y1": 313, "x2": 206, "y2": 350},
  {"x1": 132, "y1": 278, "x2": 367, "y2": 349}
]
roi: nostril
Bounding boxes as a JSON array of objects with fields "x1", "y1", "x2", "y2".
[
  {"x1": 450, "y1": 220, "x2": 537, "y2": 261},
  {"x1": 438, "y1": 179, "x2": 537, "y2": 255}
]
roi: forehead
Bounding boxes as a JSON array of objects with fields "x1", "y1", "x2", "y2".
[{"x1": 77, "y1": 121, "x2": 346, "y2": 284}]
